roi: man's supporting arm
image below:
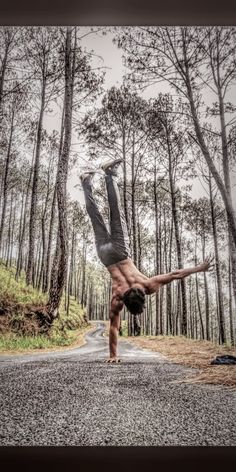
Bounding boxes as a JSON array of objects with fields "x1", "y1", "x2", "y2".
[
  {"x1": 147, "y1": 257, "x2": 213, "y2": 294},
  {"x1": 107, "y1": 296, "x2": 123, "y2": 363},
  {"x1": 109, "y1": 312, "x2": 120, "y2": 361}
]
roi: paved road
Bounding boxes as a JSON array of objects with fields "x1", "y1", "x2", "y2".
[{"x1": 0, "y1": 322, "x2": 235, "y2": 446}]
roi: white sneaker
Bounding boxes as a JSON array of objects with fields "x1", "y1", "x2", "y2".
[
  {"x1": 101, "y1": 158, "x2": 124, "y2": 175},
  {"x1": 79, "y1": 170, "x2": 96, "y2": 183}
]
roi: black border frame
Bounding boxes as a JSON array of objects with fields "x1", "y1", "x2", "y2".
[
  {"x1": 0, "y1": 0, "x2": 235, "y2": 469},
  {"x1": 0, "y1": 446, "x2": 236, "y2": 471},
  {"x1": 0, "y1": 0, "x2": 236, "y2": 25}
]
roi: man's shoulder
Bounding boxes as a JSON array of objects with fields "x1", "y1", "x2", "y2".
[{"x1": 141, "y1": 278, "x2": 154, "y2": 294}]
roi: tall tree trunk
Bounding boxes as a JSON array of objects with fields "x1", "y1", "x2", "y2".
[
  {"x1": 0, "y1": 34, "x2": 9, "y2": 201},
  {"x1": 15, "y1": 149, "x2": 35, "y2": 280},
  {"x1": 16, "y1": 190, "x2": 25, "y2": 273},
  {"x1": 183, "y1": 47, "x2": 236, "y2": 247},
  {"x1": 69, "y1": 229, "x2": 75, "y2": 296},
  {"x1": 137, "y1": 212, "x2": 142, "y2": 271},
  {"x1": 0, "y1": 106, "x2": 15, "y2": 252},
  {"x1": 122, "y1": 127, "x2": 130, "y2": 235},
  {"x1": 202, "y1": 230, "x2": 210, "y2": 340},
  {"x1": 26, "y1": 72, "x2": 46, "y2": 285},
  {"x1": 43, "y1": 183, "x2": 57, "y2": 292},
  {"x1": 228, "y1": 257, "x2": 235, "y2": 346},
  {"x1": 154, "y1": 155, "x2": 160, "y2": 335},
  {"x1": 167, "y1": 215, "x2": 173, "y2": 334},
  {"x1": 166, "y1": 131, "x2": 187, "y2": 335},
  {"x1": 193, "y1": 237, "x2": 204, "y2": 340},
  {"x1": 38, "y1": 165, "x2": 52, "y2": 290},
  {"x1": 175, "y1": 283, "x2": 181, "y2": 335},
  {"x1": 213, "y1": 33, "x2": 236, "y2": 307},
  {"x1": 76, "y1": 267, "x2": 81, "y2": 302},
  {"x1": 0, "y1": 53, "x2": 7, "y2": 111},
  {"x1": 43, "y1": 102, "x2": 64, "y2": 293},
  {"x1": 131, "y1": 134, "x2": 137, "y2": 265},
  {"x1": 9, "y1": 199, "x2": 16, "y2": 267},
  {"x1": 38, "y1": 209, "x2": 47, "y2": 290},
  {"x1": 35, "y1": 240, "x2": 42, "y2": 290},
  {"x1": 81, "y1": 239, "x2": 87, "y2": 308},
  {"x1": 195, "y1": 274, "x2": 204, "y2": 339},
  {"x1": 195, "y1": 273, "x2": 204, "y2": 340},
  {"x1": 47, "y1": 27, "x2": 74, "y2": 322},
  {"x1": 228, "y1": 232, "x2": 236, "y2": 309},
  {"x1": 6, "y1": 191, "x2": 14, "y2": 267},
  {"x1": 164, "y1": 207, "x2": 168, "y2": 334},
  {"x1": 0, "y1": 30, "x2": 11, "y2": 115},
  {"x1": 188, "y1": 278, "x2": 194, "y2": 338},
  {"x1": 131, "y1": 133, "x2": 141, "y2": 335},
  {"x1": 158, "y1": 205, "x2": 164, "y2": 334},
  {"x1": 209, "y1": 174, "x2": 226, "y2": 344}
]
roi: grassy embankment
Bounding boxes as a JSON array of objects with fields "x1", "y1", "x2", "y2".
[
  {"x1": 119, "y1": 320, "x2": 236, "y2": 388},
  {"x1": 0, "y1": 263, "x2": 92, "y2": 353}
]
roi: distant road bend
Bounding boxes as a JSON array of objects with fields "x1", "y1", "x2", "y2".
[{"x1": 0, "y1": 322, "x2": 235, "y2": 446}]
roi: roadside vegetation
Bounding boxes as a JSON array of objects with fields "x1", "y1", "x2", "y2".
[
  {"x1": 123, "y1": 326, "x2": 236, "y2": 388},
  {"x1": 0, "y1": 263, "x2": 90, "y2": 352}
]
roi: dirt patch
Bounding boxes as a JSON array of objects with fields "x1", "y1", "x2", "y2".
[
  {"x1": 0, "y1": 301, "x2": 51, "y2": 335},
  {"x1": 125, "y1": 335, "x2": 236, "y2": 388}
]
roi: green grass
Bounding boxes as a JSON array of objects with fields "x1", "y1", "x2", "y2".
[
  {"x1": 0, "y1": 330, "x2": 79, "y2": 351},
  {"x1": 0, "y1": 263, "x2": 47, "y2": 305},
  {"x1": 120, "y1": 320, "x2": 128, "y2": 336},
  {"x1": 58, "y1": 297, "x2": 85, "y2": 330},
  {"x1": 0, "y1": 262, "x2": 88, "y2": 351}
]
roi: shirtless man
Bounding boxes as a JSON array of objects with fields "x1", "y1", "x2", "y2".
[{"x1": 81, "y1": 159, "x2": 213, "y2": 363}]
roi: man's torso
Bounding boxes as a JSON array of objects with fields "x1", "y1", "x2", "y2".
[{"x1": 107, "y1": 258, "x2": 150, "y2": 312}]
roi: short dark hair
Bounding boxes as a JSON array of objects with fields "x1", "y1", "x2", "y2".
[{"x1": 122, "y1": 288, "x2": 145, "y2": 315}]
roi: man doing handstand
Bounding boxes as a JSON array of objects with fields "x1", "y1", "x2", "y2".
[{"x1": 81, "y1": 159, "x2": 212, "y2": 363}]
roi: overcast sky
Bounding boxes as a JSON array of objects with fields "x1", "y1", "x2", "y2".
[{"x1": 43, "y1": 27, "x2": 236, "y2": 209}]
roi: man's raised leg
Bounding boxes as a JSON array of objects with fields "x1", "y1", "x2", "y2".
[
  {"x1": 101, "y1": 159, "x2": 131, "y2": 258},
  {"x1": 80, "y1": 172, "x2": 110, "y2": 252}
]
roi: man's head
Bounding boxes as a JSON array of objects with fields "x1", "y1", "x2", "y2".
[{"x1": 122, "y1": 287, "x2": 145, "y2": 315}]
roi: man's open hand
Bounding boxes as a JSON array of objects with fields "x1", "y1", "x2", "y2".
[
  {"x1": 106, "y1": 357, "x2": 121, "y2": 363},
  {"x1": 198, "y1": 255, "x2": 214, "y2": 272}
]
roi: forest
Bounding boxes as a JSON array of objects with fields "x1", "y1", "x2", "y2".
[{"x1": 0, "y1": 26, "x2": 235, "y2": 346}]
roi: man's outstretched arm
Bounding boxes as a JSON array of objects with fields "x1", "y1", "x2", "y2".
[{"x1": 147, "y1": 257, "x2": 214, "y2": 294}]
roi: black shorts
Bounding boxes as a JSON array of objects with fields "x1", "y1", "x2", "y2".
[{"x1": 97, "y1": 239, "x2": 131, "y2": 267}]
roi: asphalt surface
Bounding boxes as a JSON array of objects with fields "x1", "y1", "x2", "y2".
[{"x1": 0, "y1": 322, "x2": 235, "y2": 446}]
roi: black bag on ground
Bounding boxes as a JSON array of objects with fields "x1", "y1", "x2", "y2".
[{"x1": 210, "y1": 355, "x2": 236, "y2": 365}]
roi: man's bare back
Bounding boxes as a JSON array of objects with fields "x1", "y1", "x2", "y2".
[{"x1": 108, "y1": 258, "x2": 149, "y2": 307}]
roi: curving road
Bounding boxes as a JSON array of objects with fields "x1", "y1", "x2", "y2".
[{"x1": 0, "y1": 322, "x2": 235, "y2": 446}]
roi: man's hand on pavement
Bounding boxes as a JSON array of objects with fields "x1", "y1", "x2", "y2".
[{"x1": 106, "y1": 357, "x2": 121, "y2": 363}]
